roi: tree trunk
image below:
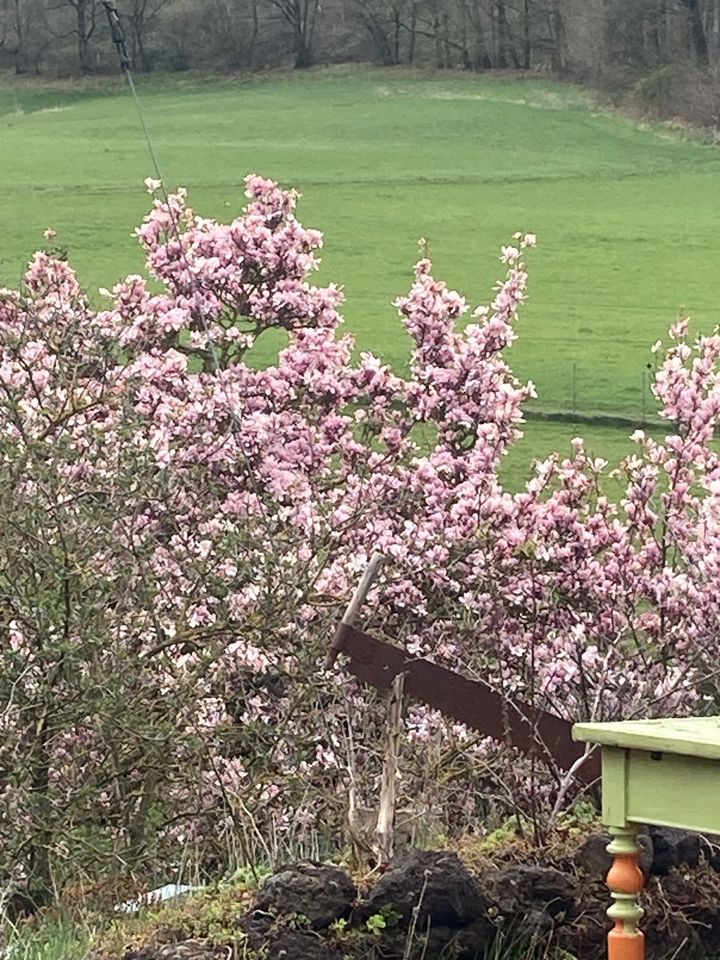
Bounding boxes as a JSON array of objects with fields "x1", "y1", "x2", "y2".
[
  {"x1": 467, "y1": 0, "x2": 491, "y2": 70},
  {"x1": 442, "y1": 11, "x2": 452, "y2": 66},
  {"x1": 78, "y1": 33, "x2": 91, "y2": 71},
  {"x1": 459, "y1": 4, "x2": 471, "y2": 69},
  {"x1": 11, "y1": 0, "x2": 29, "y2": 73},
  {"x1": 292, "y1": 0, "x2": 317, "y2": 68},
  {"x1": 489, "y1": 1, "x2": 497, "y2": 66},
  {"x1": 136, "y1": 31, "x2": 147, "y2": 70},
  {"x1": 393, "y1": 6, "x2": 401, "y2": 64},
  {"x1": 248, "y1": 0, "x2": 259, "y2": 67},
  {"x1": 356, "y1": 5, "x2": 394, "y2": 66},
  {"x1": 549, "y1": 1, "x2": 565, "y2": 73},
  {"x1": 408, "y1": 0, "x2": 417, "y2": 62},
  {"x1": 496, "y1": 0, "x2": 517, "y2": 67},
  {"x1": 495, "y1": 1, "x2": 506, "y2": 65},
  {"x1": 27, "y1": 717, "x2": 54, "y2": 907},
  {"x1": 433, "y1": 11, "x2": 443, "y2": 66},
  {"x1": 522, "y1": 0, "x2": 531, "y2": 69},
  {"x1": 294, "y1": 34, "x2": 312, "y2": 67},
  {"x1": 681, "y1": 0, "x2": 709, "y2": 64},
  {"x1": 76, "y1": 2, "x2": 92, "y2": 73},
  {"x1": 131, "y1": 5, "x2": 148, "y2": 71}
]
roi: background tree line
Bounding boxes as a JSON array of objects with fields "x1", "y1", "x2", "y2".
[{"x1": 2, "y1": 0, "x2": 720, "y2": 119}]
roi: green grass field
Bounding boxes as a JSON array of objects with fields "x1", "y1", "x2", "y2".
[{"x1": 2, "y1": 66, "x2": 719, "y2": 484}]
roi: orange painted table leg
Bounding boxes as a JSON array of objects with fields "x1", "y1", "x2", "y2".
[
  {"x1": 606, "y1": 829, "x2": 645, "y2": 960},
  {"x1": 571, "y1": 719, "x2": 720, "y2": 960}
]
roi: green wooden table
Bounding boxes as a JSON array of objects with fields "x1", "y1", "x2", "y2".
[{"x1": 573, "y1": 717, "x2": 720, "y2": 960}]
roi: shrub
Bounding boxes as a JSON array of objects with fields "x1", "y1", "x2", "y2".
[{"x1": 0, "y1": 174, "x2": 718, "y2": 898}]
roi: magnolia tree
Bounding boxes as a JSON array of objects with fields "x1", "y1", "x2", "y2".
[{"x1": 0, "y1": 173, "x2": 718, "y2": 898}]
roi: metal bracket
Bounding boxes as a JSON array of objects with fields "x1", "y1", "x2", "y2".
[{"x1": 103, "y1": 1, "x2": 131, "y2": 72}]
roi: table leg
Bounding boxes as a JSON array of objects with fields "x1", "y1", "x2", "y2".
[{"x1": 606, "y1": 827, "x2": 645, "y2": 960}]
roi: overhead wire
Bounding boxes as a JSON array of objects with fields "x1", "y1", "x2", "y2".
[{"x1": 101, "y1": 1, "x2": 285, "y2": 583}]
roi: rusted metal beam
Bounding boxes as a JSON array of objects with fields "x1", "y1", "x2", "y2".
[{"x1": 330, "y1": 622, "x2": 600, "y2": 784}]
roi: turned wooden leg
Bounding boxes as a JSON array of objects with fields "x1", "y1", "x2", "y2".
[{"x1": 606, "y1": 827, "x2": 645, "y2": 960}]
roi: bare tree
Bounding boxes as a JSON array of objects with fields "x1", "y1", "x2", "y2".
[
  {"x1": 679, "y1": 0, "x2": 709, "y2": 61},
  {"x1": 494, "y1": 0, "x2": 517, "y2": 66},
  {"x1": 0, "y1": 0, "x2": 46, "y2": 72},
  {"x1": 208, "y1": 0, "x2": 261, "y2": 68},
  {"x1": 413, "y1": 0, "x2": 467, "y2": 67},
  {"x1": 521, "y1": 0, "x2": 531, "y2": 67},
  {"x1": 0, "y1": 0, "x2": 716, "y2": 85},
  {"x1": 52, "y1": 0, "x2": 100, "y2": 72},
  {"x1": 350, "y1": 0, "x2": 416, "y2": 64},
  {"x1": 267, "y1": 0, "x2": 320, "y2": 66},
  {"x1": 546, "y1": 0, "x2": 565, "y2": 71},
  {"x1": 456, "y1": 0, "x2": 491, "y2": 68},
  {"x1": 163, "y1": 1, "x2": 194, "y2": 69},
  {"x1": 0, "y1": 0, "x2": 30, "y2": 72},
  {"x1": 126, "y1": 0, "x2": 173, "y2": 70},
  {"x1": 350, "y1": 0, "x2": 396, "y2": 63}
]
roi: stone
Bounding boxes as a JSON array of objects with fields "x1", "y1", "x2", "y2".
[
  {"x1": 649, "y1": 826, "x2": 701, "y2": 875},
  {"x1": 483, "y1": 864, "x2": 574, "y2": 933},
  {"x1": 239, "y1": 907, "x2": 274, "y2": 939},
  {"x1": 453, "y1": 917, "x2": 498, "y2": 959},
  {"x1": 399, "y1": 925, "x2": 469, "y2": 960},
  {"x1": 252, "y1": 861, "x2": 357, "y2": 930},
  {"x1": 345, "y1": 920, "x2": 494, "y2": 960},
  {"x1": 3, "y1": 883, "x2": 52, "y2": 920},
  {"x1": 265, "y1": 929, "x2": 334, "y2": 960},
  {"x1": 701, "y1": 833, "x2": 720, "y2": 872},
  {"x1": 575, "y1": 831, "x2": 654, "y2": 877},
  {"x1": 659, "y1": 871, "x2": 720, "y2": 954},
  {"x1": 356, "y1": 848, "x2": 487, "y2": 930}
]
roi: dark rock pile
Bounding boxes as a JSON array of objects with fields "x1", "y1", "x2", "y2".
[{"x1": 116, "y1": 829, "x2": 720, "y2": 960}]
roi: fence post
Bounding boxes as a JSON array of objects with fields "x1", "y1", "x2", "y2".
[
  {"x1": 572, "y1": 362, "x2": 577, "y2": 419},
  {"x1": 641, "y1": 371, "x2": 646, "y2": 427}
]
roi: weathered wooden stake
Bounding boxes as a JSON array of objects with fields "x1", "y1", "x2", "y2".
[
  {"x1": 374, "y1": 670, "x2": 405, "y2": 865},
  {"x1": 325, "y1": 552, "x2": 384, "y2": 670},
  {"x1": 332, "y1": 552, "x2": 386, "y2": 869}
]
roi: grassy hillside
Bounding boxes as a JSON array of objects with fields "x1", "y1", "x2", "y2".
[{"x1": 1, "y1": 66, "x2": 717, "y2": 482}]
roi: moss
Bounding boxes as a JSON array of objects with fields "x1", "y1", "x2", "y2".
[{"x1": 93, "y1": 880, "x2": 256, "y2": 958}]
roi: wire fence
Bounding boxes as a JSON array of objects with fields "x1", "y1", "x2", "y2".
[{"x1": 523, "y1": 362, "x2": 664, "y2": 429}]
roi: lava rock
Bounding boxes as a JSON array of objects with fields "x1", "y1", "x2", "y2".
[
  {"x1": 357, "y1": 848, "x2": 487, "y2": 929},
  {"x1": 575, "y1": 832, "x2": 654, "y2": 877},
  {"x1": 238, "y1": 907, "x2": 275, "y2": 939},
  {"x1": 252, "y1": 861, "x2": 357, "y2": 930},
  {"x1": 265, "y1": 929, "x2": 335, "y2": 960},
  {"x1": 701, "y1": 834, "x2": 720, "y2": 872},
  {"x1": 484, "y1": 864, "x2": 574, "y2": 933},
  {"x1": 392, "y1": 924, "x2": 483, "y2": 960},
  {"x1": 659, "y1": 871, "x2": 720, "y2": 954},
  {"x1": 348, "y1": 918, "x2": 494, "y2": 960},
  {"x1": 650, "y1": 827, "x2": 701, "y2": 875},
  {"x1": 453, "y1": 917, "x2": 498, "y2": 959},
  {"x1": 2, "y1": 883, "x2": 52, "y2": 921}
]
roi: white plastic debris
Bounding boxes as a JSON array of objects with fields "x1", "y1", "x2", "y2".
[{"x1": 115, "y1": 882, "x2": 203, "y2": 914}]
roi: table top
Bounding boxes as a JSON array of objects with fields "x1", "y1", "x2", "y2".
[{"x1": 573, "y1": 716, "x2": 720, "y2": 760}]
